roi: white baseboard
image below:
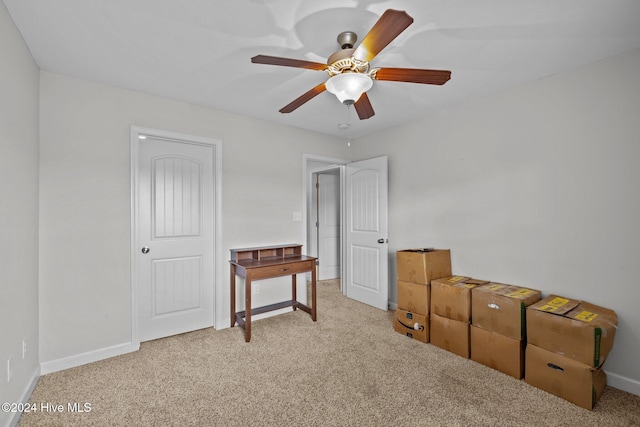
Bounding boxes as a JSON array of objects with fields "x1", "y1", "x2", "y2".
[
  {"x1": 40, "y1": 341, "x2": 139, "y2": 375},
  {"x1": 250, "y1": 307, "x2": 293, "y2": 322},
  {"x1": 6, "y1": 366, "x2": 40, "y2": 427},
  {"x1": 605, "y1": 370, "x2": 640, "y2": 397},
  {"x1": 220, "y1": 306, "x2": 298, "y2": 330}
]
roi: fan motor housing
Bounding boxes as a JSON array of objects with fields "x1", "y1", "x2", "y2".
[{"x1": 327, "y1": 48, "x2": 355, "y2": 67}]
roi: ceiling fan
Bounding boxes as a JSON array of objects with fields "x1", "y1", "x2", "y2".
[{"x1": 251, "y1": 9, "x2": 451, "y2": 120}]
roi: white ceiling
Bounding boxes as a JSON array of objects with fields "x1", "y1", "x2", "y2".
[{"x1": 5, "y1": 0, "x2": 640, "y2": 139}]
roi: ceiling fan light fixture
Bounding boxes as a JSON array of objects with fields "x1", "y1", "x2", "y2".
[{"x1": 325, "y1": 73, "x2": 373, "y2": 105}]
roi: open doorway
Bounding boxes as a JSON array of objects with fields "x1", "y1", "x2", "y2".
[{"x1": 303, "y1": 155, "x2": 347, "y2": 293}]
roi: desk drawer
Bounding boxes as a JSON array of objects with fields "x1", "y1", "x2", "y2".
[{"x1": 247, "y1": 260, "x2": 314, "y2": 280}]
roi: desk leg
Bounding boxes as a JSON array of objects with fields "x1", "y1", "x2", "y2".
[
  {"x1": 292, "y1": 274, "x2": 297, "y2": 311},
  {"x1": 245, "y1": 277, "x2": 252, "y2": 342},
  {"x1": 311, "y1": 264, "x2": 317, "y2": 321},
  {"x1": 230, "y1": 264, "x2": 236, "y2": 327}
]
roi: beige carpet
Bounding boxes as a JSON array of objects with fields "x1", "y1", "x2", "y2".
[{"x1": 19, "y1": 280, "x2": 640, "y2": 426}]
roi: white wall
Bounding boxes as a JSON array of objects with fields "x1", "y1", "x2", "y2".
[
  {"x1": 38, "y1": 71, "x2": 349, "y2": 369},
  {"x1": 0, "y1": 3, "x2": 40, "y2": 426},
  {"x1": 352, "y1": 49, "x2": 640, "y2": 395}
]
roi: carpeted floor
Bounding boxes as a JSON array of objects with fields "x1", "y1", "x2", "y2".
[{"x1": 19, "y1": 280, "x2": 640, "y2": 426}]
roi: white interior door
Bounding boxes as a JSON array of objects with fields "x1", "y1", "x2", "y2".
[
  {"x1": 345, "y1": 156, "x2": 389, "y2": 310},
  {"x1": 317, "y1": 173, "x2": 340, "y2": 280},
  {"x1": 136, "y1": 136, "x2": 215, "y2": 341}
]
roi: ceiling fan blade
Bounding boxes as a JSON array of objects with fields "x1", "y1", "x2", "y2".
[
  {"x1": 354, "y1": 93, "x2": 375, "y2": 120},
  {"x1": 353, "y1": 9, "x2": 414, "y2": 62},
  {"x1": 374, "y1": 68, "x2": 451, "y2": 85},
  {"x1": 279, "y1": 83, "x2": 327, "y2": 113},
  {"x1": 251, "y1": 55, "x2": 327, "y2": 71}
]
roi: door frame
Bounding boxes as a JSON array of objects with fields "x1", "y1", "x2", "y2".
[
  {"x1": 303, "y1": 154, "x2": 348, "y2": 294},
  {"x1": 130, "y1": 126, "x2": 223, "y2": 346}
]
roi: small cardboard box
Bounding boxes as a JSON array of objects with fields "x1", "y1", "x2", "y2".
[
  {"x1": 397, "y1": 280, "x2": 430, "y2": 316},
  {"x1": 396, "y1": 249, "x2": 452, "y2": 285},
  {"x1": 431, "y1": 277, "x2": 488, "y2": 322},
  {"x1": 393, "y1": 309, "x2": 429, "y2": 343},
  {"x1": 470, "y1": 325, "x2": 524, "y2": 379},
  {"x1": 525, "y1": 344, "x2": 607, "y2": 410},
  {"x1": 430, "y1": 313, "x2": 470, "y2": 358},
  {"x1": 527, "y1": 295, "x2": 618, "y2": 367},
  {"x1": 471, "y1": 283, "x2": 541, "y2": 340}
]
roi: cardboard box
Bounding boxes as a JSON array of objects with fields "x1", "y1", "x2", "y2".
[
  {"x1": 431, "y1": 277, "x2": 488, "y2": 322},
  {"x1": 525, "y1": 344, "x2": 607, "y2": 410},
  {"x1": 430, "y1": 313, "x2": 469, "y2": 358},
  {"x1": 393, "y1": 309, "x2": 429, "y2": 343},
  {"x1": 397, "y1": 280, "x2": 429, "y2": 316},
  {"x1": 471, "y1": 283, "x2": 541, "y2": 339},
  {"x1": 396, "y1": 249, "x2": 452, "y2": 285},
  {"x1": 470, "y1": 325, "x2": 524, "y2": 379},
  {"x1": 527, "y1": 295, "x2": 618, "y2": 367}
]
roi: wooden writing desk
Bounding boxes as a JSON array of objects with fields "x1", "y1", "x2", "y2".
[{"x1": 229, "y1": 244, "x2": 317, "y2": 342}]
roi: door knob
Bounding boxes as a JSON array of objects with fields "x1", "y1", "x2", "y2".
[
  {"x1": 377, "y1": 239, "x2": 388, "y2": 244},
  {"x1": 141, "y1": 246, "x2": 150, "y2": 254}
]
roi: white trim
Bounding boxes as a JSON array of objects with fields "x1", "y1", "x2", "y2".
[
  {"x1": 302, "y1": 154, "x2": 349, "y2": 247},
  {"x1": 130, "y1": 126, "x2": 224, "y2": 346},
  {"x1": 6, "y1": 366, "x2": 40, "y2": 427},
  {"x1": 302, "y1": 154, "x2": 349, "y2": 292},
  {"x1": 338, "y1": 165, "x2": 346, "y2": 294},
  {"x1": 251, "y1": 307, "x2": 294, "y2": 322},
  {"x1": 605, "y1": 370, "x2": 640, "y2": 397},
  {"x1": 213, "y1": 138, "x2": 224, "y2": 329},
  {"x1": 130, "y1": 129, "x2": 139, "y2": 344},
  {"x1": 40, "y1": 342, "x2": 138, "y2": 375}
]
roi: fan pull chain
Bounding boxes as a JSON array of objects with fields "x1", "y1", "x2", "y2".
[{"x1": 345, "y1": 104, "x2": 353, "y2": 147}]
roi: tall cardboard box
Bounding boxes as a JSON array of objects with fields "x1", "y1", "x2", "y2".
[
  {"x1": 431, "y1": 277, "x2": 488, "y2": 323},
  {"x1": 396, "y1": 249, "x2": 451, "y2": 285},
  {"x1": 393, "y1": 309, "x2": 429, "y2": 343},
  {"x1": 471, "y1": 283, "x2": 541, "y2": 339},
  {"x1": 470, "y1": 325, "x2": 524, "y2": 379},
  {"x1": 526, "y1": 295, "x2": 617, "y2": 368},
  {"x1": 525, "y1": 344, "x2": 607, "y2": 410},
  {"x1": 397, "y1": 280, "x2": 430, "y2": 316},
  {"x1": 430, "y1": 313, "x2": 470, "y2": 358}
]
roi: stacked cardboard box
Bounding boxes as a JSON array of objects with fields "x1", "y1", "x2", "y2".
[
  {"x1": 525, "y1": 295, "x2": 618, "y2": 409},
  {"x1": 470, "y1": 283, "x2": 541, "y2": 379},
  {"x1": 393, "y1": 249, "x2": 452, "y2": 343},
  {"x1": 430, "y1": 277, "x2": 488, "y2": 358},
  {"x1": 393, "y1": 309, "x2": 429, "y2": 343}
]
